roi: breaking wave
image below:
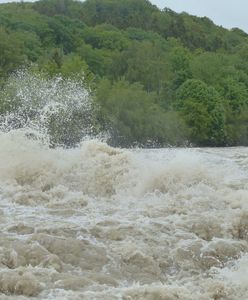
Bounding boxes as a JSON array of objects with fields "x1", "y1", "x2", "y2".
[
  {"x1": 0, "y1": 72, "x2": 248, "y2": 299},
  {"x1": 0, "y1": 70, "x2": 101, "y2": 147}
]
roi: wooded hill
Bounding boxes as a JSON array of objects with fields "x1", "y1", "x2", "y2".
[{"x1": 1, "y1": 0, "x2": 248, "y2": 147}]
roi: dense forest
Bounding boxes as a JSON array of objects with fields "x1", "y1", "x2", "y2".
[{"x1": 1, "y1": 0, "x2": 248, "y2": 147}]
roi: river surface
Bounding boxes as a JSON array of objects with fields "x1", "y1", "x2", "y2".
[{"x1": 0, "y1": 132, "x2": 248, "y2": 299}]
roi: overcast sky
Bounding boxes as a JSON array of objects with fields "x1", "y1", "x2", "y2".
[
  {"x1": 151, "y1": 0, "x2": 248, "y2": 32},
  {"x1": 0, "y1": 0, "x2": 247, "y2": 33}
]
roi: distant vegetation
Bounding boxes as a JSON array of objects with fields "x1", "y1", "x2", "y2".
[{"x1": 1, "y1": 0, "x2": 248, "y2": 146}]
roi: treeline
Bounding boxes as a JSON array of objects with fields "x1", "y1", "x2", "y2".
[{"x1": 1, "y1": 0, "x2": 248, "y2": 146}]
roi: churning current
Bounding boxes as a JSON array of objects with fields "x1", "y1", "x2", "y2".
[
  {"x1": 0, "y1": 132, "x2": 248, "y2": 299},
  {"x1": 0, "y1": 72, "x2": 248, "y2": 299}
]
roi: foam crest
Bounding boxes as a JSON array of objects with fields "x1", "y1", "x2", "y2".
[
  {"x1": 0, "y1": 72, "x2": 248, "y2": 299},
  {"x1": 133, "y1": 150, "x2": 219, "y2": 196},
  {"x1": 0, "y1": 132, "x2": 132, "y2": 204}
]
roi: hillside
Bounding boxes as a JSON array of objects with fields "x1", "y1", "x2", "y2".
[{"x1": 1, "y1": 0, "x2": 248, "y2": 146}]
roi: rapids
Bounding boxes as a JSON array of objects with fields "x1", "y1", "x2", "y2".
[
  {"x1": 1, "y1": 72, "x2": 248, "y2": 299},
  {"x1": 0, "y1": 134, "x2": 248, "y2": 299}
]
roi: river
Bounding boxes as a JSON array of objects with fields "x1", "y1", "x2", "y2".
[{"x1": 0, "y1": 131, "x2": 248, "y2": 299}]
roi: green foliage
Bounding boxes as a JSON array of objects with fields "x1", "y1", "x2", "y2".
[
  {"x1": 0, "y1": 28, "x2": 27, "y2": 78},
  {"x1": 96, "y1": 79, "x2": 188, "y2": 146},
  {"x1": 169, "y1": 46, "x2": 192, "y2": 89},
  {"x1": 152, "y1": 9, "x2": 186, "y2": 41},
  {"x1": 226, "y1": 109, "x2": 248, "y2": 146},
  {"x1": 82, "y1": 25, "x2": 129, "y2": 51},
  {"x1": 221, "y1": 78, "x2": 248, "y2": 113},
  {"x1": 33, "y1": 0, "x2": 85, "y2": 19},
  {"x1": 176, "y1": 79, "x2": 226, "y2": 146},
  {"x1": 80, "y1": 0, "x2": 158, "y2": 29},
  {"x1": 0, "y1": 0, "x2": 248, "y2": 146},
  {"x1": 190, "y1": 52, "x2": 234, "y2": 86},
  {"x1": 109, "y1": 40, "x2": 171, "y2": 93}
]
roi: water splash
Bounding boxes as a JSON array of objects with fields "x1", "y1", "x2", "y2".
[
  {"x1": 0, "y1": 71, "x2": 248, "y2": 299},
  {"x1": 0, "y1": 70, "x2": 99, "y2": 147}
]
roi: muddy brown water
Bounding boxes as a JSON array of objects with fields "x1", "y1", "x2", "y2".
[{"x1": 0, "y1": 133, "x2": 248, "y2": 299}]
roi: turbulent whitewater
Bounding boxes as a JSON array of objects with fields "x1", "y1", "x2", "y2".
[
  {"x1": 1, "y1": 136, "x2": 248, "y2": 300},
  {"x1": 1, "y1": 73, "x2": 248, "y2": 299}
]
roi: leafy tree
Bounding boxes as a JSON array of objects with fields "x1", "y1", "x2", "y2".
[
  {"x1": 109, "y1": 41, "x2": 171, "y2": 93},
  {"x1": 176, "y1": 79, "x2": 226, "y2": 145},
  {"x1": 0, "y1": 28, "x2": 27, "y2": 79},
  {"x1": 0, "y1": 0, "x2": 248, "y2": 146},
  {"x1": 96, "y1": 79, "x2": 188, "y2": 146},
  {"x1": 81, "y1": 0, "x2": 158, "y2": 29},
  {"x1": 169, "y1": 45, "x2": 192, "y2": 88},
  {"x1": 221, "y1": 78, "x2": 248, "y2": 113},
  {"x1": 60, "y1": 54, "x2": 94, "y2": 84},
  {"x1": 225, "y1": 108, "x2": 248, "y2": 146}
]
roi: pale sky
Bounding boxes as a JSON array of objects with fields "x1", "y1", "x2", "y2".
[
  {"x1": 0, "y1": 0, "x2": 247, "y2": 33},
  {"x1": 151, "y1": 0, "x2": 248, "y2": 33}
]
